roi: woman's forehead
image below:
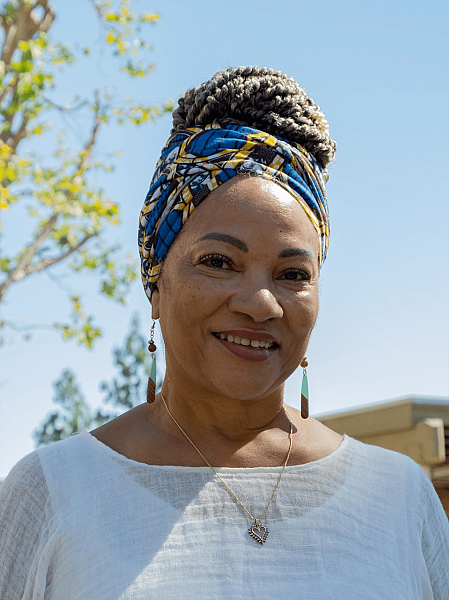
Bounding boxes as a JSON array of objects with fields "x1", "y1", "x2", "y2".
[
  {"x1": 188, "y1": 177, "x2": 316, "y2": 231},
  {"x1": 175, "y1": 177, "x2": 320, "y2": 255}
]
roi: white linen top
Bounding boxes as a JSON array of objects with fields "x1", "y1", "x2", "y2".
[{"x1": 0, "y1": 431, "x2": 448, "y2": 600}]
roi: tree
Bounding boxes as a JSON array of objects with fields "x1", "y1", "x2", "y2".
[
  {"x1": 33, "y1": 368, "x2": 100, "y2": 446},
  {"x1": 0, "y1": 0, "x2": 172, "y2": 347},
  {"x1": 33, "y1": 312, "x2": 157, "y2": 446},
  {"x1": 100, "y1": 312, "x2": 151, "y2": 410}
]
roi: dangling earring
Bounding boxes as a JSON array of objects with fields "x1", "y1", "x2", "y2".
[
  {"x1": 300, "y1": 357, "x2": 309, "y2": 419},
  {"x1": 147, "y1": 320, "x2": 157, "y2": 403}
]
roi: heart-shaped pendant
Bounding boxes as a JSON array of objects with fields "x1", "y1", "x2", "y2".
[{"x1": 248, "y1": 524, "x2": 269, "y2": 545}]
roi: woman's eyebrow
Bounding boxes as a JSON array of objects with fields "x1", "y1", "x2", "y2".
[
  {"x1": 195, "y1": 233, "x2": 248, "y2": 252},
  {"x1": 278, "y1": 248, "x2": 314, "y2": 259},
  {"x1": 194, "y1": 234, "x2": 313, "y2": 260}
]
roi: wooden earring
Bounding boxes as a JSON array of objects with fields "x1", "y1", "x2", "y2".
[
  {"x1": 300, "y1": 358, "x2": 309, "y2": 419},
  {"x1": 147, "y1": 320, "x2": 157, "y2": 403}
]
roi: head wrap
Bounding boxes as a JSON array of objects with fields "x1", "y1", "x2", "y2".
[{"x1": 138, "y1": 121, "x2": 330, "y2": 301}]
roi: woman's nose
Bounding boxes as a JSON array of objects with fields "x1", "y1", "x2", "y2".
[{"x1": 229, "y1": 280, "x2": 283, "y2": 322}]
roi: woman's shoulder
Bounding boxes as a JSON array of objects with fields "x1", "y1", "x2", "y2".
[
  {"x1": 0, "y1": 449, "x2": 47, "y2": 503},
  {"x1": 305, "y1": 417, "x2": 420, "y2": 477},
  {"x1": 346, "y1": 434, "x2": 426, "y2": 483},
  {"x1": 0, "y1": 433, "x2": 95, "y2": 503},
  {"x1": 345, "y1": 435, "x2": 446, "y2": 512},
  {"x1": 348, "y1": 435, "x2": 424, "y2": 474}
]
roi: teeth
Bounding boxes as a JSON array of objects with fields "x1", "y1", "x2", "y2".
[{"x1": 216, "y1": 333, "x2": 274, "y2": 349}]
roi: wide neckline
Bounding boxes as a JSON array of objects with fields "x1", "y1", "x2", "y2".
[{"x1": 81, "y1": 430, "x2": 351, "y2": 473}]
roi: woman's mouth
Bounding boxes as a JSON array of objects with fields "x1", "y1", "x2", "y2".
[{"x1": 212, "y1": 332, "x2": 278, "y2": 362}]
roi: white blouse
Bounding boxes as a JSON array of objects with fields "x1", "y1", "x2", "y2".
[{"x1": 0, "y1": 431, "x2": 448, "y2": 600}]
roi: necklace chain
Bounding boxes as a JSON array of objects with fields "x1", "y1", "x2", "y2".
[{"x1": 160, "y1": 394, "x2": 293, "y2": 526}]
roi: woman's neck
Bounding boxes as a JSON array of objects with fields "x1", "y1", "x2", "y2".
[{"x1": 157, "y1": 376, "x2": 293, "y2": 450}]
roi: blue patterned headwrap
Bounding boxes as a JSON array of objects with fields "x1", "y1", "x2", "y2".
[{"x1": 138, "y1": 122, "x2": 330, "y2": 301}]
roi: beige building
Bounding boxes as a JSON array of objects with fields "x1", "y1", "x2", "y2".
[{"x1": 316, "y1": 396, "x2": 449, "y2": 517}]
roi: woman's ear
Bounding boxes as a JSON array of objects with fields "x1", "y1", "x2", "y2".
[{"x1": 151, "y1": 287, "x2": 160, "y2": 320}]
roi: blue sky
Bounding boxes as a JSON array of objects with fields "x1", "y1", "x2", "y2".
[{"x1": 1, "y1": 0, "x2": 448, "y2": 478}]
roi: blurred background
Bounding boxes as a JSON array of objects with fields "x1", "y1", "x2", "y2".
[{"x1": 1, "y1": 0, "x2": 448, "y2": 481}]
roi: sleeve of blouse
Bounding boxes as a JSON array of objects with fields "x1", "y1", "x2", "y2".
[
  {"x1": 0, "y1": 452, "x2": 51, "y2": 600},
  {"x1": 419, "y1": 465, "x2": 449, "y2": 600}
]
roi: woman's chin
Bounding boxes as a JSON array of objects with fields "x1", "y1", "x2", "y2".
[{"x1": 206, "y1": 376, "x2": 283, "y2": 403}]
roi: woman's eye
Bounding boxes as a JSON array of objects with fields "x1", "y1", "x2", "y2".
[
  {"x1": 281, "y1": 269, "x2": 310, "y2": 281},
  {"x1": 199, "y1": 254, "x2": 232, "y2": 269}
]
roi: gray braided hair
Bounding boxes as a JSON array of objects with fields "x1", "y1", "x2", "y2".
[{"x1": 171, "y1": 66, "x2": 336, "y2": 169}]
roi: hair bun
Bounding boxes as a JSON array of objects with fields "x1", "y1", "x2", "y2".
[{"x1": 171, "y1": 66, "x2": 336, "y2": 169}]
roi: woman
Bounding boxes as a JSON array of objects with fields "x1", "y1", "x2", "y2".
[{"x1": 1, "y1": 66, "x2": 448, "y2": 599}]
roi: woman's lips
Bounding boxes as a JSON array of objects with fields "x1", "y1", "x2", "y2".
[
  {"x1": 215, "y1": 336, "x2": 275, "y2": 362},
  {"x1": 219, "y1": 330, "x2": 278, "y2": 344}
]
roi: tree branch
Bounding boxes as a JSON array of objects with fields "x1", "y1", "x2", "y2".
[
  {"x1": 0, "y1": 89, "x2": 104, "y2": 302},
  {"x1": 23, "y1": 232, "x2": 96, "y2": 276},
  {"x1": 77, "y1": 91, "x2": 102, "y2": 173},
  {"x1": 0, "y1": 319, "x2": 53, "y2": 332},
  {"x1": 9, "y1": 113, "x2": 28, "y2": 153},
  {"x1": 41, "y1": 96, "x2": 87, "y2": 114},
  {"x1": 0, "y1": 212, "x2": 58, "y2": 301},
  {"x1": 1, "y1": 0, "x2": 55, "y2": 65},
  {"x1": 0, "y1": 72, "x2": 18, "y2": 106},
  {"x1": 6, "y1": 187, "x2": 34, "y2": 198},
  {"x1": 1, "y1": 0, "x2": 55, "y2": 154}
]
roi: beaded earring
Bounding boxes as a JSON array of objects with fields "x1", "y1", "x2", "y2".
[
  {"x1": 147, "y1": 320, "x2": 157, "y2": 403},
  {"x1": 300, "y1": 357, "x2": 309, "y2": 419}
]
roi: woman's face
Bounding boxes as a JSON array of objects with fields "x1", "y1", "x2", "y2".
[{"x1": 152, "y1": 176, "x2": 320, "y2": 401}]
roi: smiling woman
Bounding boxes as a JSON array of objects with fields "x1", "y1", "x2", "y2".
[
  {"x1": 1, "y1": 66, "x2": 448, "y2": 600},
  {"x1": 151, "y1": 177, "x2": 320, "y2": 402}
]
